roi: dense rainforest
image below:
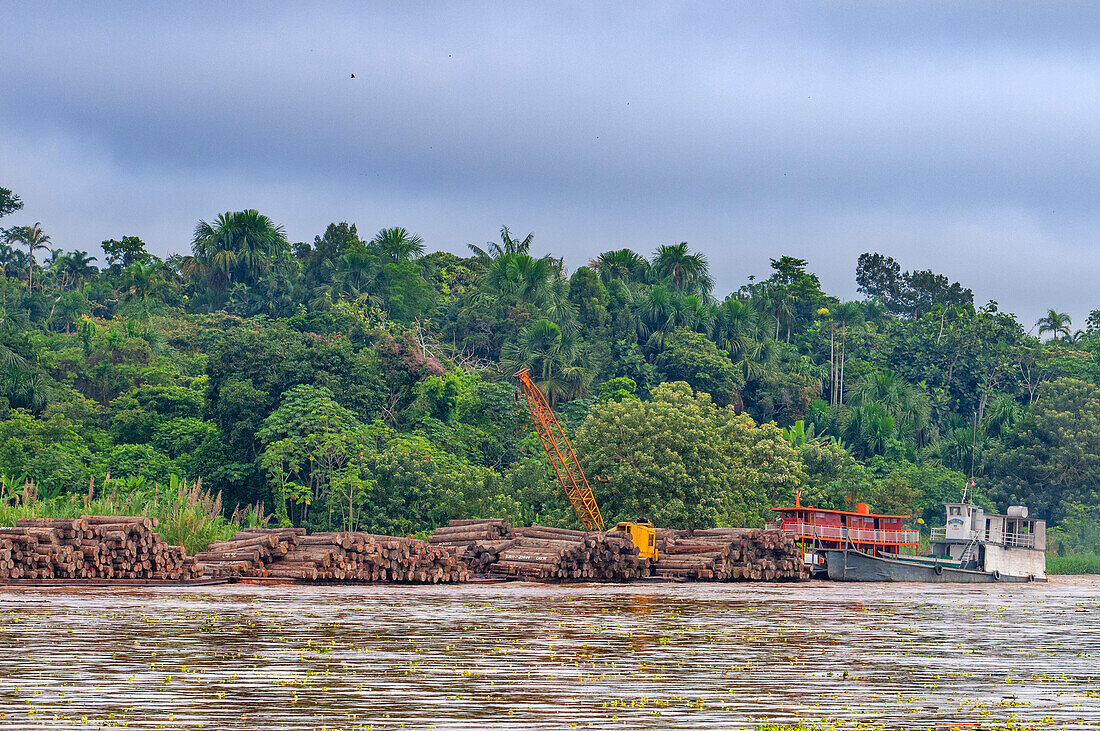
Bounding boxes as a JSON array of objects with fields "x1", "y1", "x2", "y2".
[{"x1": 1, "y1": 186, "x2": 1098, "y2": 560}]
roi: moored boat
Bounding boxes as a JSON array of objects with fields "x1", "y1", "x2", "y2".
[
  {"x1": 823, "y1": 547, "x2": 1038, "y2": 582},
  {"x1": 770, "y1": 493, "x2": 1046, "y2": 583}
]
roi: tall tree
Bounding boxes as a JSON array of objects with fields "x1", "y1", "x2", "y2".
[
  {"x1": 371, "y1": 227, "x2": 424, "y2": 263},
  {"x1": 0, "y1": 187, "x2": 22, "y2": 219},
  {"x1": 831, "y1": 302, "x2": 863, "y2": 405},
  {"x1": 1036, "y1": 309, "x2": 1072, "y2": 343},
  {"x1": 101, "y1": 236, "x2": 149, "y2": 271},
  {"x1": 7, "y1": 222, "x2": 51, "y2": 290},
  {"x1": 56, "y1": 250, "x2": 98, "y2": 290},
  {"x1": 986, "y1": 378, "x2": 1100, "y2": 523},
  {"x1": 469, "y1": 226, "x2": 534, "y2": 259},
  {"x1": 591, "y1": 248, "x2": 649, "y2": 286},
  {"x1": 191, "y1": 209, "x2": 289, "y2": 289},
  {"x1": 652, "y1": 242, "x2": 713, "y2": 298},
  {"x1": 856, "y1": 252, "x2": 972, "y2": 319}
]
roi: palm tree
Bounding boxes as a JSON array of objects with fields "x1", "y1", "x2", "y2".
[
  {"x1": 776, "y1": 293, "x2": 796, "y2": 342},
  {"x1": 1036, "y1": 309, "x2": 1072, "y2": 343},
  {"x1": 651, "y1": 242, "x2": 713, "y2": 298},
  {"x1": 502, "y1": 318, "x2": 594, "y2": 406},
  {"x1": 334, "y1": 251, "x2": 375, "y2": 299},
  {"x1": 118, "y1": 262, "x2": 170, "y2": 317},
  {"x1": 7, "y1": 222, "x2": 51, "y2": 290},
  {"x1": 371, "y1": 227, "x2": 424, "y2": 263},
  {"x1": 591, "y1": 248, "x2": 649, "y2": 285},
  {"x1": 469, "y1": 226, "x2": 534, "y2": 259},
  {"x1": 844, "y1": 403, "x2": 898, "y2": 458},
  {"x1": 847, "y1": 368, "x2": 931, "y2": 439},
  {"x1": 192, "y1": 209, "x2": 289, "y2": 289},
  {"x1": 635, "y1": 284, "x2": 676, "y2": 353},
  {"x1": 0, "y1": 243, "x2": 24, "y2": 279},
  {"x1": 0, "y1": 307, "x2": 28, "y2": 370},
  {"x1": 256, "y1": 252, "x2": 301, "y2": 317},
  {"x1": 51, "y1": 289, "x2": 90, "y2": 334},
  {"x1": 481, "y1": 251, "x2": 563, "y2": 322},
  {"x1": 818, "y1": 307, "x2": 837, "y2": 405},
  {"x1": 56, "y1": 250, "x2": 98, "y2": 290},
  {"x1": 1, "y1": 368, "x2": 50, "y2": 412},
  {"x1": 713, "y1": 299, "x2": 760, "y2": 357}
]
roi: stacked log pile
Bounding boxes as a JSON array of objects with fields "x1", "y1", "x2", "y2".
[
  {"x1": 0, "y1": 517, "x2": 198, "y2": 581},
  {"x1": 193, "y1": 528, "x2": 304, "y2": 578},
  {"x1": 654, "y1": 528, "x2": 689, "y2": 556},
  {"x1": 460, "y1": 539, "x2": 516, "y2": 571},
  {"x1": 654, "y1": 528, "x2": 808, "y2": 581},
  {"x1": 428, "y1": 518, "x2": 515, "y2": 545},
  {"x1": 491, "y1": 525, "x2": 649, "y2": 581},
  {"x1": 262, "y1": 532, "x2": 470, "y2": 583},
  {"x1": 427, "y1": 519, "x2": 516, "y2": 572}
]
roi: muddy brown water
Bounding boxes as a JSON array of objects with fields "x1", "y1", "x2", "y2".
[{"x1": 0, "y1": 577, "x2": 1097, "y2": 730}]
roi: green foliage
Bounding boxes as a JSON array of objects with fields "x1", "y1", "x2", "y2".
[
  {"x1": 576, "y1": 381, "x2": 803, "y2": 529},
  {"x1": 101, "y1": 236, "x2": 150, "y2": 271},
  {"x1": 856, "y1": 252, "x2": 973, "y2": 319},
  {"x1": 656, "y1": 328, "x2": 742, "y2": 407},
  {"x1": 0, "y1": 408, "x2": 92, "y2": 494},
  {"x1": 1046, "y1": 552, "x2": 1100, "y2": 575},
  {"x1": 0, "y1": 210, "x2": 1095, "y2": 545},
  {"x1": 0, "y1": 187, "x2": 23, "y2": 219},
  {"x1": 1047, "y1": 502, "x2": 1100, "y2": 555},
  {"x1": 863, "y1": 460, "x2": 975, "y2": 526},
  {"x1": 986, "y1": 378, "x2": 1100, "y2": 523},
  {"x1": 0, "y1": 474, "x2": 239, "y2": 555},
  {"x1": 597, "y1": 376, "x2": 637, "y2": 403}
]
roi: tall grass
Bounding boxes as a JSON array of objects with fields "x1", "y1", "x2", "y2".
[
  {"x1": 0, "y1": 474, "x2": 260, "y2": 555},
  {"x1": 1047, "y1": 552, "x2": 1100, "y2": 575}
]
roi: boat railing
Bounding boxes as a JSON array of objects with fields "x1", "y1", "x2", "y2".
[
  {"x1": 928, "y1": 526, "x2": 1036, "y2": 549},
  {"x1": 778, "y1": 523, "x2": 919, "y2": 545},
  {"x1": 999, "y1": 531, "x2": 1036, "y2": 549}
]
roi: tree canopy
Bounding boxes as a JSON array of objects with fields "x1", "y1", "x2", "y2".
[{"x1": 0, "y1": 199, "x2": 1095, "y2": 552}]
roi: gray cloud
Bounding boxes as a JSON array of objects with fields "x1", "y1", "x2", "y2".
[{"x1": 1, "y1": 2, "x2": 1098, "y2": 327}]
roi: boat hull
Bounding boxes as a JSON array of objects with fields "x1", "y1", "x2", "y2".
[{"x1": 824, "y1": 550, "x2": 1042, "y2": 583}]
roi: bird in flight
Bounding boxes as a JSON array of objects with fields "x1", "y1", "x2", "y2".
[{"x1": 350, "y1": 74, "x2": 356, "y2": 79}]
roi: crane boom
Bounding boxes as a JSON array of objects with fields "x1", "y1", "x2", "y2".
[{"x1": 514, "y1": 368, "x2": 605, "y2": 531}]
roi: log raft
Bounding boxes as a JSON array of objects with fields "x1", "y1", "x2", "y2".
[{"x1": 1, "y1": 517, "x2": 806, "y2": 586}]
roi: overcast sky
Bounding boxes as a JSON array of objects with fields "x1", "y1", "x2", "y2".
[{"x1": 2, "y1": 2, "x2": 1098, "y2": 328}]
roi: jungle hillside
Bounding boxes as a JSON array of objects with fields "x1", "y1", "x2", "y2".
[{"x1": 1, "y1": 188, "x2": 1098, "y2": 565}]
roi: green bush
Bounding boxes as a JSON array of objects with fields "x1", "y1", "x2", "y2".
[
  {"x1": 0, "y1": 474, "x2": 241, "y2": 555},
  {"x1": 1046, "y1": 552, "x2": 1100, "y2": 575}
]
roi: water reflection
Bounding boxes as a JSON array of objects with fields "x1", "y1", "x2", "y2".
[{"x1": 0, "y1": 578, "x2": 1097, "y2": 729}]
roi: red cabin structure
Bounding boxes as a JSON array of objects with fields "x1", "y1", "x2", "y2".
[{"x1": 768, "y1": 494, "x2": 919, "y2": 555}]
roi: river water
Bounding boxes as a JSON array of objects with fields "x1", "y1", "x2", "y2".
[{"x1": 0, "y1": 577, "x2": 1097, "y2": 730}]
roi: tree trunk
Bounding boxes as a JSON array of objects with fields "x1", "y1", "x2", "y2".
[
  {"x1": 839, "y1": 324, "x2": 847, "y2": 406},
  {"x1": 829, "y1": 323, "x2": 836, "y2": 406}
]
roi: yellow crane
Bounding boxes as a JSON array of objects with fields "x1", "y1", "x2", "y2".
[{"x1": 513, "y1": 368, "x2": 658, "y2": 561}]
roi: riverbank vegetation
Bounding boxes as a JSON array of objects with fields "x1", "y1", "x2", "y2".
[{"x1": 1, "y1": 190, "x2": 1098, "y2": 563}]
